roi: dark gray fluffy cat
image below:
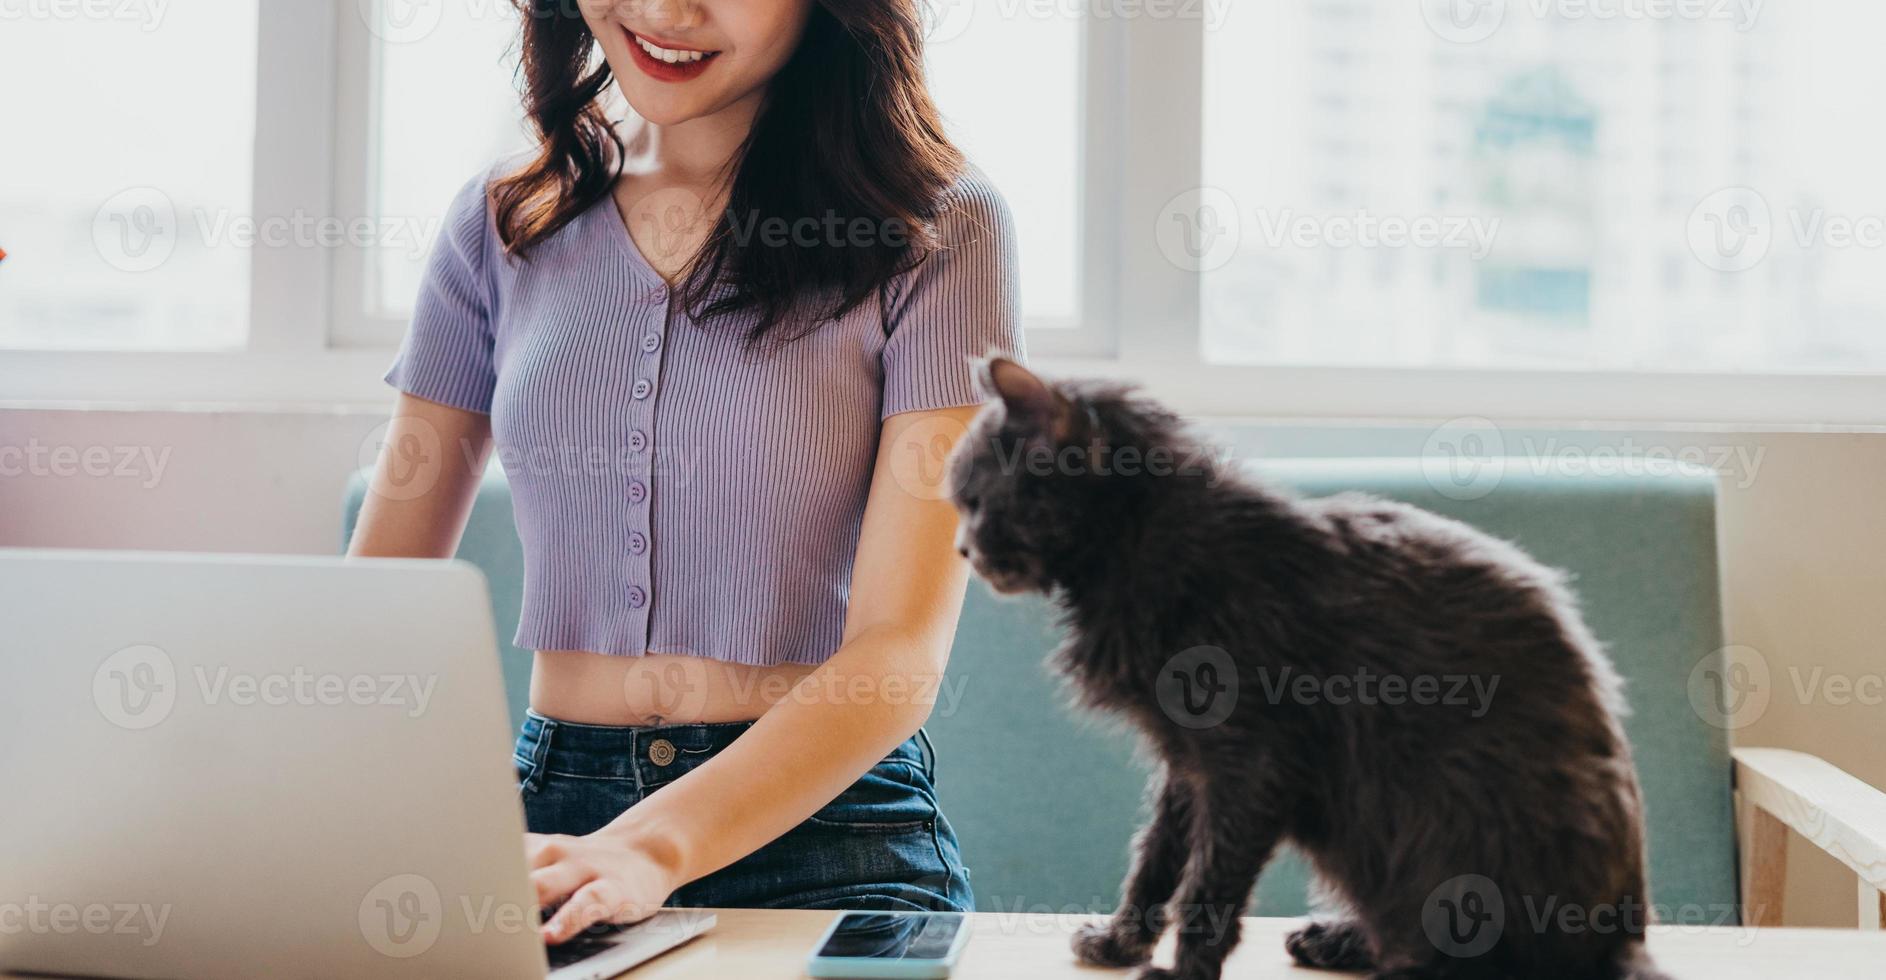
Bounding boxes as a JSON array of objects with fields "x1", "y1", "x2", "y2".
[{"x1": 946, "y1": 359, "x2": 1667, "y2": 980}]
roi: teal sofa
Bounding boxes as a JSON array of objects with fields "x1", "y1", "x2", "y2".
[{"x1": 342, "y1": 455, "x2": 1738, "y2": 920}]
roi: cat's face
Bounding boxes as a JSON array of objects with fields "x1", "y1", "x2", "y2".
[{"x1": 947, "y1": 358, "x2": 1089, "y2": 595}]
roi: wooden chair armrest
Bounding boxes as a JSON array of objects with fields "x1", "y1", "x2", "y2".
[{"x1": 1734, "y1": 747, "x2": 1886, "y2": 928}]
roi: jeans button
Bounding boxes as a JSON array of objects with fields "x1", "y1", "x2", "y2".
[{"x1": 649, "y1": 739, "x2": 676, "y2": 766}]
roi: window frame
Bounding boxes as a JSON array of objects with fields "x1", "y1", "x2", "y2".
[
  {"x1": 326, "y1": 0, "x2": 394, "y2": 352},
  {"x1": 4, "y1": 0, "x2": 1885, "y2": 426},
  {"x1": 250, "y1": 0, "x2": 338, "y2": 357}
]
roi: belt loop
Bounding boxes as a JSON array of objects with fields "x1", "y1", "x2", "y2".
[
  {"x1": 915, "y1": 727, "x2": 937, "y2": 783},
  {"x1": 630, "y1": 728, "x2": 647, "y2": 794},
  {"x1": 528, "y1": 717, "x2": 558, "y2": 792}
]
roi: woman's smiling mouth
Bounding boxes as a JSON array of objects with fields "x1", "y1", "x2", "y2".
[{"x1": 624, "y1": 29, "x2": 722, "y2": 83}]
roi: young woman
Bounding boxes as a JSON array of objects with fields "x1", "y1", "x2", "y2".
[{"x1": 348, "y1": 0, "x2": 1020, "y2": 944}]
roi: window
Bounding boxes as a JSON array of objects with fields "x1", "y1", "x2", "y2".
[
  {"x1": 363, "y1": 1, "x2": 530, "y2": 322},
  {"x1": 0, "y1": 3, "x2": 260, "y2": 350},
  {"x1": 1201, "y1": 0, "x2": 1886, "y2": 373},
  {"x1": 8, "y1": 1, "x2": 1886, "y2": 422},
  {"x1": 926, "y1": 0, "x2": 1085, "y2": 327}
]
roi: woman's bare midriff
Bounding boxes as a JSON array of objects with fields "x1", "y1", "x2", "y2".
[{"x1": 530, "y1": 649, "x2": 821, "y2": 726}]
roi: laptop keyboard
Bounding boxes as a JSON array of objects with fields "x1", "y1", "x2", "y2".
[{"x1": 545, "y1": 930, "x2": 625, "y2": 970}]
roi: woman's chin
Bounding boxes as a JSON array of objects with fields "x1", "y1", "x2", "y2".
[{"x1": 614, "y1": 83, "x2": 715, "y2": 128}]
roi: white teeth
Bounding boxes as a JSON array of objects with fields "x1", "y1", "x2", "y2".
[{"x1": 634, "y1": 34, "x2": 709, "y2": 64}]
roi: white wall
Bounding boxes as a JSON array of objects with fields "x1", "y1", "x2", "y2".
[
  {"x1": 0, "y1": 406, "x2": 381, "y2": 554},
  {"x1": 2, "y1": 405, "x2": 1880, "y2": 927}
]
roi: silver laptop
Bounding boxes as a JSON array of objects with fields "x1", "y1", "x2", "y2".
[{"x1": 0, "y1": 550, "x2": 714, "y2": 980}]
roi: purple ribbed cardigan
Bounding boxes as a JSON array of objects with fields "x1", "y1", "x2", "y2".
[{"x1": 385, "y1": 163, "x2": 1024, "y2": 666}]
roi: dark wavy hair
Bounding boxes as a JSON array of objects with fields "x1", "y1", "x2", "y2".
[{"x1": 492, "y1": 0, "x2": 965, "y2": 344}]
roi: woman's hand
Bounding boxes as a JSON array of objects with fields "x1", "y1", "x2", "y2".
[{"x1": 525, "y1": 829, "x2": 685, "y2": 943}]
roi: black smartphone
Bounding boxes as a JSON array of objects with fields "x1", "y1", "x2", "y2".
[{"x1": 806, "y1": 911, "x2": 971, "y2": 979}]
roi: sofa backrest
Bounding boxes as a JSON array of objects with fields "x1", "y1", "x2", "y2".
[{"x1": 341, "y1": 455, "x2": 1734, "y2": 918}]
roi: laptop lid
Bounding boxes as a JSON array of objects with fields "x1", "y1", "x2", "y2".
[{"x1": 0, "y1": 550, "x2": 550, "y2": 979}]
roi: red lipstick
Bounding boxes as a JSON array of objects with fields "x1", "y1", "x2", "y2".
[{"x1": 624, "y1": 29, "x2": 720, "y2": 83}]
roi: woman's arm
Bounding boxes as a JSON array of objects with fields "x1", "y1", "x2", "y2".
[
  {"x1": 348, "y1": 393, "x2": 494, "y2": 559},
  {"x1": 528, "y1": 404, "x2": 979, "y2": 941}
]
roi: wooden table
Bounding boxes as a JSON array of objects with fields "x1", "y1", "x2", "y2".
[{"x1": 630, "y1": 909, "x2": 1886, "y2": 979}]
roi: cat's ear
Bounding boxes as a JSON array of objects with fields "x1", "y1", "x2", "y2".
[{"x1": 975, "y1": 357, "x2": 1075, "y2": 439}]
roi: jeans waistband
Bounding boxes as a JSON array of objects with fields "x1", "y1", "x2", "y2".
[{"x1": 515, "y1": 710, "x2": 930, "y2": 792}]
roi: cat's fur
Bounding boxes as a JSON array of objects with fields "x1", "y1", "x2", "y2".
[{"x1": 945, "y1": 359, "x2": 1667, "y2": 980}]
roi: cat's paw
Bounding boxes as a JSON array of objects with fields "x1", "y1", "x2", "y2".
[
  {"x1": 1285, "y1": 920, "x2": 1374, "y2": 971},
  {"x1": 1072, "y1": 922, "x2": 1151, "y2": 967}
]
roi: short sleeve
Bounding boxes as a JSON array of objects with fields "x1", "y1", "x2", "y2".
[
  {"x1": 384, "y1": 169, "x2": 500, "y2": 414},
  {"x1": 879, "y1": 171, "x2": 1026, "y2": 419}
]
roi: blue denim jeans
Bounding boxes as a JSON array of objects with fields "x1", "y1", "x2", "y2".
[{"x1": 514, "y1": 710, "x2": 973, "y2": 912}]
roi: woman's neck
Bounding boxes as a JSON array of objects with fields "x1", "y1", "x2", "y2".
[{"x1": 624, "y1": 90, "x2": 763, "y2": 186}]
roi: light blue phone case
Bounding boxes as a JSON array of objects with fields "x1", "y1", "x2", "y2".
[{"x1": 805, "y1": 911, "x2": 972, "y2": 979}]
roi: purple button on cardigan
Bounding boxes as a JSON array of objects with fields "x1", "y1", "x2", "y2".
[{"x1": 385, "y1": 161, "x2": 1024, "y2": 666}]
